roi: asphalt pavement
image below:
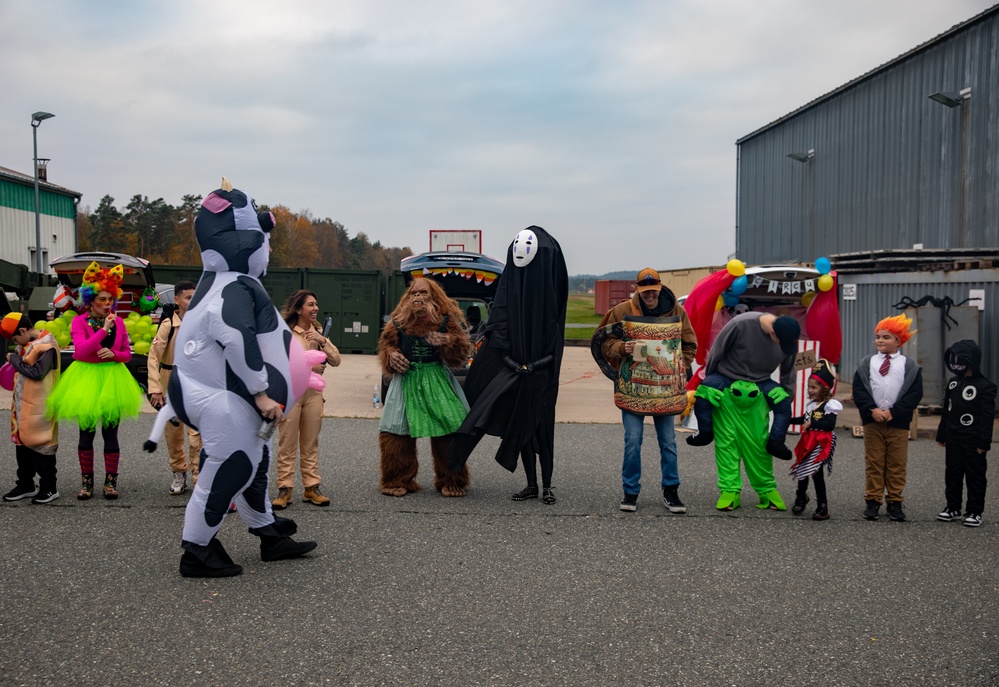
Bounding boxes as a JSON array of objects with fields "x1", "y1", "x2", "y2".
[{"x1": 1, "y1": 408, "x2": 996, "y2": 686}]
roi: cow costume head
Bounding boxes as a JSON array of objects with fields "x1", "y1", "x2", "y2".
[{"x1": 196, "y1": 177, "x2": 276, "y2": 277}]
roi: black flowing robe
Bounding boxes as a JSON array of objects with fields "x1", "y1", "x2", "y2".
[{"x1": 447, "y1": 226, "x2": 568, "y2": 472}]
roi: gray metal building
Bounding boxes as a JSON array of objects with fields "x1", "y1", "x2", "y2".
[{"x1": 734, "y1": 5, "x2": 999, "y2": 393}]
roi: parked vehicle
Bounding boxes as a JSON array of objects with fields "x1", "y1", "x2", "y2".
[
  {"x1": 397, "y1": 250, "x2": 505, "y2": 384},
  {"x1": 47, "y1": 252, "x2": 165, "y2": 389}
]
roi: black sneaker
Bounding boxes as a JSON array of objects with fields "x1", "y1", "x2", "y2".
[
  {"x1": 620, "y1": 493, "x2": 638, "y2": 512},
  {"x1": 31, "y1": 490, "x2": 60, "y2": 504},
  {"x1": 662, "y1": 487, "x2": 686, "y2": 514},
  {"x1": 863, "y1": 500, "x2": 880, "y2": 521},
  {"x1": 937, "y1": 508, "x2": 962, "y2": 522},
  {"x1": 3, "y1": 484, "x2": 38, "y2": 501},
  {"x1": 886, "y1": 501, "x2": 906, "y2": 522},
  {"x1": 963, "y1": 514, "x2": 983, "y2": 528}
]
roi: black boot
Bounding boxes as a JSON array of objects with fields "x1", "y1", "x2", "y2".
[
  {"x1": 686, "y1": 430, "x2": 714, "y2": 447},
  {"x1": 180, "y1": 538, "x2": 243, "y2": 578},
  {"x1": 103, "y1": 473, "x2": 118, "y2": 500},
  {"x1": 792, "y1": 492, "x2": 810, "y2": 515},
  {"x1": 257, "y1": 536, "x2": 318, "y2": 562},
  {"x1": 249, "y1": 516, "x2": 317, "y2": 562},
  {"x1": 765, "y1": 439, "x2": 792, "y2": 461},
  {"x1": 813, "y1": 503, "x2": 829, "y2": 520}
]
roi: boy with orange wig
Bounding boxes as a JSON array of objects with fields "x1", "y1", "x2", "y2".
[{"x1": 852, "y1": 314, "x2": 923, "y2": 522}]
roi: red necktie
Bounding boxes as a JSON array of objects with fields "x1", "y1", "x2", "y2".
[{"x1": 879, "y1": 355, "x2": 891, "y2": 376}]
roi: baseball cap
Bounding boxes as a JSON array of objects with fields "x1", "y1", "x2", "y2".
[
  {"x1": 636, "y1": 268, "x2": 661, "y2": 293},
  {"x1": 772, "y1": 315, "x2": 801, "y2": 355}
]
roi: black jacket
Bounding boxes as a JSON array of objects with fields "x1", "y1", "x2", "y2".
[
  {"x1": 935, "y1": 340, "x2": 996, "y2": 452},
  {"x1": 852, "y1": 354, "x2": 923, "y2": 429}
]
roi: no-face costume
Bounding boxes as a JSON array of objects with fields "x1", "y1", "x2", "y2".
[
  {"x1": 145, "y1": 184, "x2": 317, "y2": 575},
  {"x1": 447, "y1": 227, "x2": 568, "y2": 484}
]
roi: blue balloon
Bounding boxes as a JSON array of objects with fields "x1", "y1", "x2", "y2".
[
  {"x1": 815, "y1": 257, "x2": 831, "y2": 274},
  {"x1": 722, "y1": 292, "x2": 740, "y2": 307},
  {"x1": 730, "y1": 275, "x2": 748, "y2": 295}
]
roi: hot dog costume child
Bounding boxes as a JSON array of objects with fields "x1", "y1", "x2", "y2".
[{"x1": 145, "y1": 180, "x2": 322, "y2": 578}]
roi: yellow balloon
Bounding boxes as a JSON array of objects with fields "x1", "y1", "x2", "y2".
[
  {"x1": 715, "y1": 295, "x2": 724, "y2": 311},
  {"x1": 726, "y1": 259, "x2": 746, "y2": 277},
  {"x1": 817, "y1": 274, "x2": 834, "y2": 292},
  {"x1": 801, "y1": 291, "x2": 817, "y2": 307}
]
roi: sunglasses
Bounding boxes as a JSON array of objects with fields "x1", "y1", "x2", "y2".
[{"x1": 638, "y1": 277, "x2": 661, "y2": 286}]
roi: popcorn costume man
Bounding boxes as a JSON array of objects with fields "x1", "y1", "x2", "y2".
[{"x1": 145, "y1": 179, "x2": 322, "y2": 578}]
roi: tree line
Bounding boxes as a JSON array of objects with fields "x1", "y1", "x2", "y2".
[{"x1": 77, "y1": 194, "x2": 413, "y2": 272}]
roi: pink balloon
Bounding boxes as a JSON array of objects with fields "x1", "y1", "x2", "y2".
[
  {"x1": 0, "y1": 362, "x2": 14, "y2": 391},
  {"x1": 288, "y1": 341, "x2": 330, "y2": 400}
]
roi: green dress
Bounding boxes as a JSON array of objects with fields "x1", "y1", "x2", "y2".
[{"x1": 377, "y1": 319, "x2": 469, "y2": 438}]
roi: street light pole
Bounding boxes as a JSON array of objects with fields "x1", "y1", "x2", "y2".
[{"x1": 31, "y1": 111, "x2": 55, "y2": 280}]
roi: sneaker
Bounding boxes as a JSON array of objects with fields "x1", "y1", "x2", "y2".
[
  {"x1": 863, "y1": 500, "x2": 881, "y2": 521},
  {"x1": 662, "y1": 486, "x2": 686, "y2": 514},
  {"x1": 169, "y1": 472, "x2": 187, "y2": 495},
  {"x1": 3, "y1": 484, "x2": 38, "y2": 501},
  {"x1": 886, "y1": 501, "x2": 906, "y2": 522},
  {"x1": 963, "y1": 514, "x2": 983, "y2": 528},
  {"x1": 937, "y1": 508, "x2": 962, "y2": 522},
  {"x1": 302, "y1": 485, "x2": 330, "y2": 507},
  {"x1": 31, "y1": 490, "x2": 60, "y2": 504},
  {"x1": 620, "y1": 493, "x2": 638, "y2": 512}
]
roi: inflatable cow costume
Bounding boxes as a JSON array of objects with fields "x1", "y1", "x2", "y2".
[{"x1": 145, "y1": 179, "x2": 325, "y2": 577}]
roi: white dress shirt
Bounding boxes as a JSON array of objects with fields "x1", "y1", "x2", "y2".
[{"x1": 869, "y1": 352, "x2": 905, "y2": 410}]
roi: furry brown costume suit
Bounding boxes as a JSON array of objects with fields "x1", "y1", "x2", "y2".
[{"x1": 377, "y1": 278, "x2": 472, "y2": 497}]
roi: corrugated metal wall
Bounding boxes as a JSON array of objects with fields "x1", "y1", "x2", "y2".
[
  {"x1": 0, "y1": 207, "x2": 76, "y2": 273},
  {"x1": 837, "y1": 269, "x2": 998, "y2": 395},
  {"x1": 736, "y1": 9, "x2": 999, "y2": 264}
]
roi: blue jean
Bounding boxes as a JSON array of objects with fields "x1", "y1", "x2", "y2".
[{"x1": 622, "y1": 410, "x2": 679, "y2": 495}]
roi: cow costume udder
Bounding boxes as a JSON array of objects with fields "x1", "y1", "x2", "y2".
[{"x1": 145, "y1": 180, "x2": 321, "y2": 577}]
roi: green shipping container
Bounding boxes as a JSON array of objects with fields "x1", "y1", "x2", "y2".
[{"x1": 303, "y1": 269, "x2": 382, "y2": 354}]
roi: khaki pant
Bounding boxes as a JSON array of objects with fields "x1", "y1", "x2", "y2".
[
  {"x1": 165, "y1": 420, "x2": 202, "y2": 478},
  {"x1": 160, "y1": 368, "x2": 202, "y2": 478},
  {"x1": 276, "y1": 388, "x2": 324, "y2": 489},
  {"x1": 863, "y1": 422, "x2": 909, "y2": 503}
]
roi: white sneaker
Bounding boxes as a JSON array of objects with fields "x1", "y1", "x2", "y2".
[
  {"x1": 169, "y1": 472, "x2": 187, "y2": 495},
  {"x1": 963, "y1": 514, "x2": 982, "y2": 528}
]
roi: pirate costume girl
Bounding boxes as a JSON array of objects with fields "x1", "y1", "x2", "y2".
[{"x1": 788, "y1": 359, "x2": 841, "y2": 520}]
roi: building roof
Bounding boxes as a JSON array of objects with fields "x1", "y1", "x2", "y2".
[
  {"x1": 831, "y1": 248, "x2": 999, "y2": 274},
  {"x1": 736, "y1": 4, "x2": 999, "y2": 145},
  {"x1": 0, "y1": 165, "x2": 82, "y2": 198}
]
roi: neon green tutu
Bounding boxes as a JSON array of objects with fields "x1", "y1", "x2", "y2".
[{"x1": 46, "y1": 361, "x2": 143, "y2": 430}]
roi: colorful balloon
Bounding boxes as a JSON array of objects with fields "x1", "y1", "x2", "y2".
[
  {"x1": 815, "y1": 257, "x2": 831, "y2": 274},
  {"x1": 730, "y1": 275, "x2": 748, "y2": 295},
  {"x1": 802, "y1": 291, "x2": 817, "y2": 307},
  {"x1": 817, "y1": 274, "x2": 834, "y2": 292},
  {"x1": 726, "y1": 259, "x2": 746, "y2": 277}
]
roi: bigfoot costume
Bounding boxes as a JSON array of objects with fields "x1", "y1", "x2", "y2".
[
  {"x1": 145, "y1": 180, "x2": 318, "y2": 577},
  {"x1": 377, "y1": 278, "x2": 472, "y2": 497},
  {"x1": 447, "y1": 227, "x2": 568, "y2": 499}
]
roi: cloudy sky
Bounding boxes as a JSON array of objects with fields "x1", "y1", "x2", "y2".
[{"x1": 2, "y1": 0, "x2": 994, "y2": 275}]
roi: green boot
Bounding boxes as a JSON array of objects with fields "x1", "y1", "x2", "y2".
[
  {"x1": 757, "y1": 489, "x2": 786, "y2": 511},
  {"x1": 716, "y1": 491, "x2": 741, "y2": 511}
]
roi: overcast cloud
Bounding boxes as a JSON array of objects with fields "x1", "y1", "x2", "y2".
[{"x1": 1, "y1": 0, "x2": 994, "y2": 274}]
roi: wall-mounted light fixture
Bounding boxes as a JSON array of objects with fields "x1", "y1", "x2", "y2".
[{"x1": 786, "y1": 149, "x2": 814, "y2": 163}]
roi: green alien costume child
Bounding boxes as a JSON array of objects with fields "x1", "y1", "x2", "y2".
[{"x1": 695, "y1": 379, "x2": 789, "y2": 510}]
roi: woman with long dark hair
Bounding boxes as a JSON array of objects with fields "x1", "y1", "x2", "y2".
[{"x1": 272, "y1": 289, "x2": 340, "y2": 509}]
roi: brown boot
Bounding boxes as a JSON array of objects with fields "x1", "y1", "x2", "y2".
[
  {"x1": 272, "y1": 487, "x2": 292, "y2": 510},
  {"x1": 302, "y1": 485, "x2": 330, "y2": 507}
]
